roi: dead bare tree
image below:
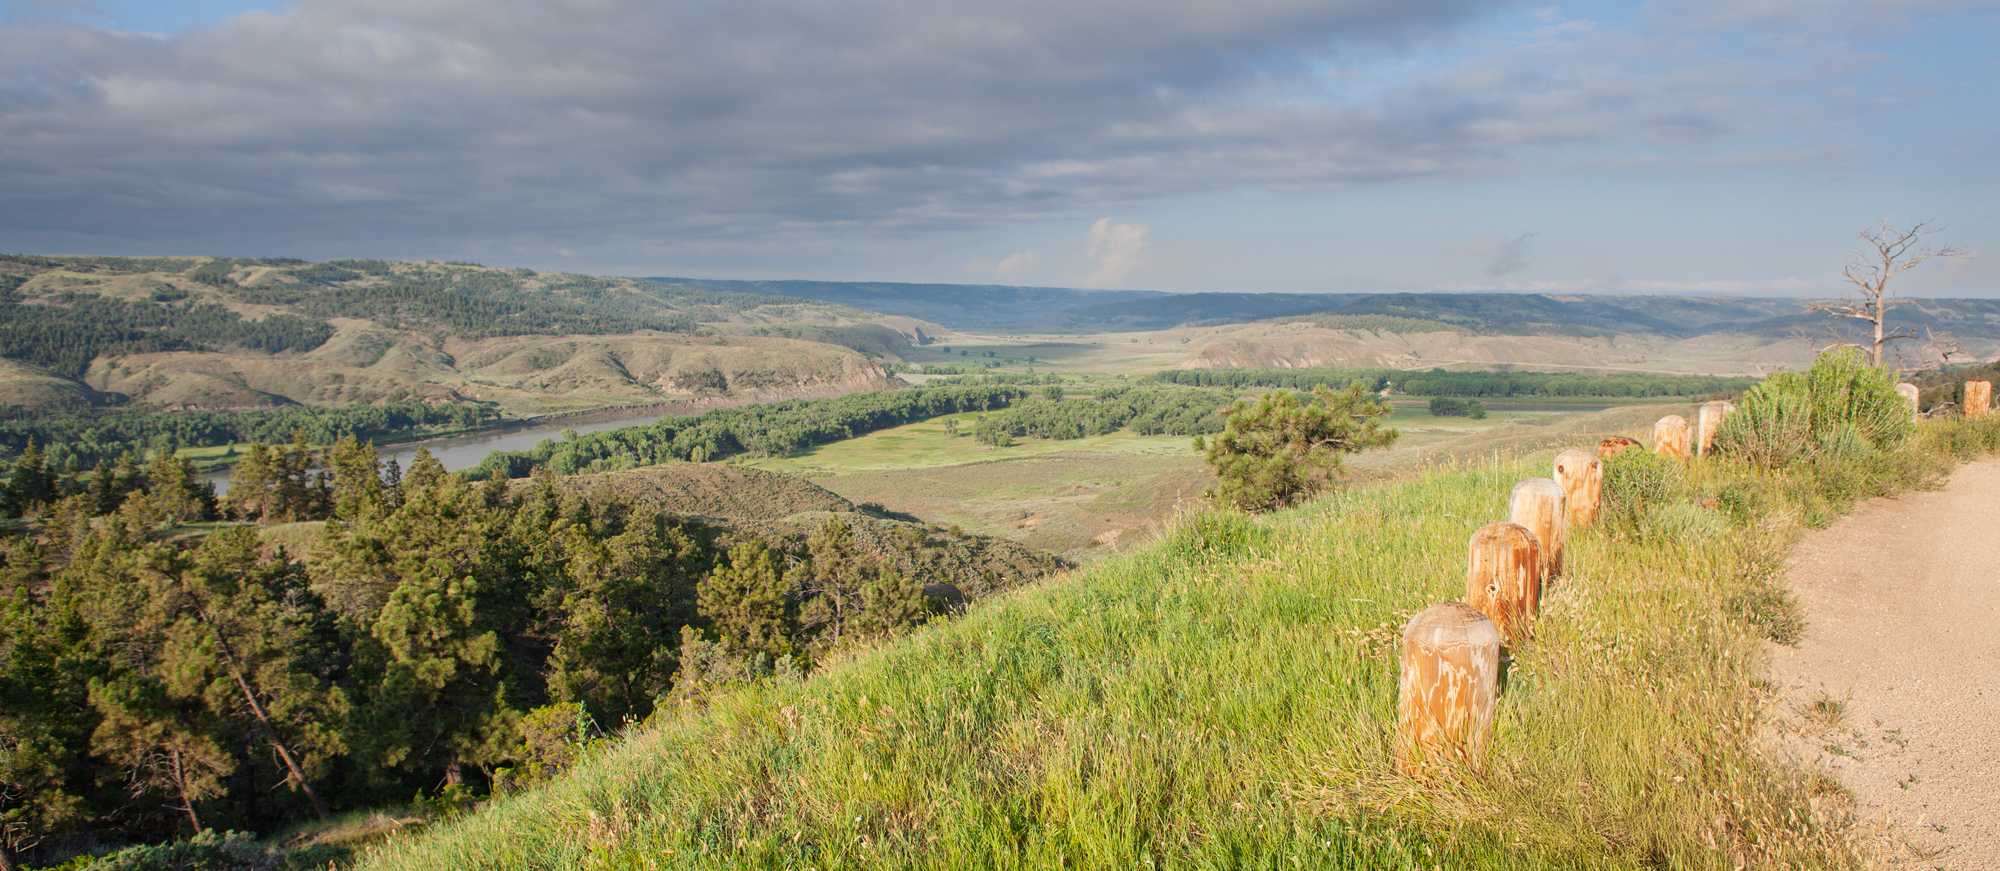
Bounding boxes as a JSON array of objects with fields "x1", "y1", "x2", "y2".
[
  {"x1": 1805, "y1": 218, "x2": 1966, "y2": 368},
  {"x1": 1890, "y1": 326, "x2": 1967, "y2": 374}
]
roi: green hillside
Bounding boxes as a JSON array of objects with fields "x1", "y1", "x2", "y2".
[
  {"x1": 353, "y1": 412, "x2": 2000, "y2": 870},
  {"x1": 0, "y1": 256, "x2": 924, "y2": 418}
]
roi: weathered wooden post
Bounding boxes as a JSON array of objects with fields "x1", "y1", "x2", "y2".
[
  {"x1": 1965, "y1": 380, "x2": 1992, "y2": 419},
  {"x1": 1896, "y1": 383, "x2": 1920, "y2": 420},
  {"x1": 1509, "y1": 477, "x2": 1568, "y2": 577},
  {"x1": 1464, "y1": 522, "x2": 1541, "y2": 642},
  {"x1": 1597, "y1": 436, "x2": 1641, "y2": 459},
  {"x1": 1695, "y1": 400, "x2": 1735, "y2": 456},
  {"x1": 1553, "y1": 449, "x2": 1603, "y2": 528},
  {"x1": 1397, "y1": 602, "x2": 1503, "y2": 774},
  {"x1": 1653, "y1": 414, "x2": 1691, "y2": 460}
]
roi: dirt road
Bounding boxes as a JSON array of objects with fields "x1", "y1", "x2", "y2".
[{"x1": 1769, "y1": 458, "x2": 2000, "y2": 868}]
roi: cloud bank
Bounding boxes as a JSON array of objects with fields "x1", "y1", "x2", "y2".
[{"x1": 0, "y1": 0, "x2": 1980, "y2": 265}]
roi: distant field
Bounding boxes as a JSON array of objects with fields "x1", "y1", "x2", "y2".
[{"x1": 744, "y1": 402, "x2": 1683, "y2": 560}]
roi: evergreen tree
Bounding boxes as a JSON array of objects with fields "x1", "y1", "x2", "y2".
[
  {"x1": 797, "y1": 519, "x2": 874, "y2": 654},
  {"x1": 544, "y1": 509, "x2": 706, "y2": 723},
  {"x1": 323, "y1": 435, "x2": 385, "y2": 521},
  {"x1": 698, "y1": 539, "x2": 793, "y2": 661},
  {"x1": 3, "y1": 440, "x2": 51, "y2": 518},
  {"x1": 221, "y1": 444, "x2": 275, "y2": 522},
  {"x1": 1195, "y1": 383, "x2": 1399, "y2": 511}
]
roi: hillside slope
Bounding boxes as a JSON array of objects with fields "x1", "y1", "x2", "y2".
[
  {"x1": 0, "y1": 256, "x2": 930, "y2": 416},
  {"x1": 558, "y1": 462, "x2": 1065, "y2": 596},
  {"x1": 354, "y1": 411, "x2": 2000, "y2": 869}
]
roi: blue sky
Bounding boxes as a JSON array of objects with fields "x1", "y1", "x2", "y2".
[{"x1": 1, "y1": 0, "x2": 1994, "y2": 297}]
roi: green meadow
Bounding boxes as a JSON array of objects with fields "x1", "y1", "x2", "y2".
[{"x1": 355, "y1": 411, "x2": 2000, "y2": 870}]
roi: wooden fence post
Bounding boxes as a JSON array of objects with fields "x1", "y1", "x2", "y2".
[
  {"x1": 1597, "y1": 436, "x2": 1640, "y2": 459},
  {"x1": 1695, "y1": 400, "x2": 1735, "y2": 456},
  {"x1": 1553, "y1": 449, "x2": 1603, "y2": 528},
  {"x1": 1965, "y1": 381, "x2": 1992, "y2": 419},
  {"x1": 1896, "y1": 383, "x2": 1920, "y2": 420},
  {"x1": 1653, "y1": 414, "x2": 1691, "y2": 460},
  {"x1": 1397, "y1": 602, "x2": 1503, "y2": 775},
  {"x1": 1464, "y1": 522, "x2": 1541, "y2": 642},
  {"x1": 1509, "y1": 477, "x2": 1568, "y2": 577}
]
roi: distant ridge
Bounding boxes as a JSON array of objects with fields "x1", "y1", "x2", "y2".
[
  {"x1": 646, "y1": 277, "x2": 1167, "y2": 329},
  {"x1": 649, "y1": 277, "x2": 2000, "y2": 342}
]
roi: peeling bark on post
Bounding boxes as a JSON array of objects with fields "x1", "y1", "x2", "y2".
[
  {"x1": 1653, "y1": 415, "x2": 1691, "y2": 460},
  {"x1": 1553, "y1": 449, "x2": 1603, "y2": 528},
  {"x1": 1896, "y1": 383, "x2": 1920, "y2": 420},
  {"x1": 1597, "y1": 436, "x2": 1640, "y2": 459},
  {"x1": 1695, "y1": 400, "x2": 1735, "y2": 456},
  {"x1": 1509, "y1": 477, "x2": 1569, "y2": 578},
  {"x1": 1464, "y1": 522, "x2": 1541, "y2": 642},
  {"x1": 1965, "y1": 380, "x2": 1992, "y2": 419},
  {"x1": 1397, "y1": 602, "x2": 1503, "y2": 775}
]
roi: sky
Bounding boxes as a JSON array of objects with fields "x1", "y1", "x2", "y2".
[{"x1": 1, "y1": 0, "x2": 1995, "y2": 297}]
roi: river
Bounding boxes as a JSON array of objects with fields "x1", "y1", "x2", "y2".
[{"x1": 203, "y1": 408, "x2": 672, "y2": 494}]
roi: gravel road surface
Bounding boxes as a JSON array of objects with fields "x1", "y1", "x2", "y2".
[{"x1": 1769, "y1": 458, "x2": 2000, "y2": 869}]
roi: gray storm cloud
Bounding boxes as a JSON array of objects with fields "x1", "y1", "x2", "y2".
[{"x1": 0, "y1": 0, "x2": 1904, "y2": 259}]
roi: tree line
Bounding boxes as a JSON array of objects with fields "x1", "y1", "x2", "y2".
[
  {"x1": 1147, "y1": 367, "x2": 1759, "y2": 398},
  {"x1": 0, "y1": 290, "x2": 334, "y2": 378},
  {"x1": 0, "y1": 436, "x2": 1033, "y2": 866},
  {"x1": 964, "y1": 386, "x2": 1233, "y2": 447},
  {"x1": 0, "y1": 401, "x2": 498, "y2": 472},
  {"x1": 477, "y1": 382, "x2": 1029, "y2": 477}
]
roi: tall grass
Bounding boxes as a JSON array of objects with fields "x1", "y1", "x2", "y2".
[{"x1": 356, "y1": 414, "x2": 2000, "y2": 871}]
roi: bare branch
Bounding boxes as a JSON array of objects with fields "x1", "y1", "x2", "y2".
[{"x1": 1804, "y1": 217, "x2": 1970, "y2": 366}]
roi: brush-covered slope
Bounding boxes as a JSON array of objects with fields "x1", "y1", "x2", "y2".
[
  {"x1": 559, "y1": 463, "x2": 858, "y2": 520},
  {"x1": 356, "y1": 438, "x2": 1875, "y2": 870},
  {"x1": 557, "y1": 462, "x2": 1065, "y2": 596},
  {"x1": 0, "y1": 256, "x2": 932, "y2": 416}
]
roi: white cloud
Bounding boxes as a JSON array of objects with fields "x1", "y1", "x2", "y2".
[
  {"x1": 1082, "y1": 218, "x2": 1151, "y2": 288},
  {"x1": 0, "y1": 0, "x2": 1979, "y2": 265},
  {"x1": 994, "y1": 249, "x2": 1041, "y2": 280}
]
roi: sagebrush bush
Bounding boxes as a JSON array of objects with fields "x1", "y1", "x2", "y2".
[
  {"x1": 1716, "y1": 350, "x2": 1911, "y2": 469},
  {"x1": 1600, "y1": 447, "x2": 1681, "y2": 530},
  {"x1": 71, "y1": 829, "x2": 348, "y2": 871}
]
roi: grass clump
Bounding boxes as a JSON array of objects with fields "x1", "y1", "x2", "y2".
[{"x1": 354, "y1": 408, "x2": 2000, "y2": 871}]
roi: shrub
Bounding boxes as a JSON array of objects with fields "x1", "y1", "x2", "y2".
[
  {"x1": 79, "y1": 830, "x2": 285, "y2": 871},
  {"x1": 1600, "y1": 448, "x2": 1681, "y2": 531},
  {"x1": 1425, "y1": 396, "x2": 1486, "y2": 418},
  {"x1": 1715, "y1": 350, "x2": 1911, "y2": 469},
  {"x1": 1194, "y1": 384, "x2": 1397, "y2": 511}
]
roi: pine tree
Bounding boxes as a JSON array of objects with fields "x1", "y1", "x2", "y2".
[
  {"x1": 545, "y1": 508, "x2": 705, "y2": 723},
  {"x1": 697, "y1": 539, "x2": 793, "y2": 661},
  {"x1": 797, "y1": 519, "x2": 873, "y2": 654},
  {"x1": 1195, "y1": 383, "x2": 1398, "y2": 511},
  {"x1": 3, "y1": 439, "x2": 51, "y2": 518},
  {"x1": 222, "y1": 443, "x2": 275, "y2": 522},
  {"x1": 324, "y1": 435, "x2": 384, "y2": 520}
]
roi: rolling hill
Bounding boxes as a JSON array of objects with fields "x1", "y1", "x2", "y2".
[{"x1": 0, "y1": 256, "x2": 933, "y2": 417}]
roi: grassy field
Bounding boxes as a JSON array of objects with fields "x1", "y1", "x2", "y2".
[
  {"x1": 355, "y1": 410, "x2": 2000, "y2": 870},
  {"x1": 744, "y1": 404, "x2": 1685, "y2": 560}
]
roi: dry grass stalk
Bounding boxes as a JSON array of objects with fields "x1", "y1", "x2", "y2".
[
  {"x1": 1653, "y1": 414, "x2": 1691, "y2": 460},
  {"x1": 1463, "y1": 522, "x2": 1541, "y2": 642},
  {"x1": 1396, "y1": 603, "x2": 1502, "y2": 776},
  {"x1": 1552, "y1": 449, "x2": 1602, "y2": 528},
  {"x1": 1508, "y1": 477, "x2": 1569, "y2": 578}
]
